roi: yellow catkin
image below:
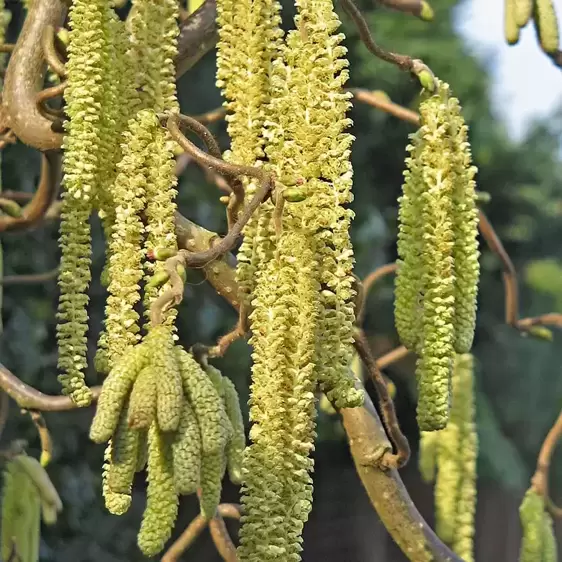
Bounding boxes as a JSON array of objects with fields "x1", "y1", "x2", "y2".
[
  {"x1": 533, "y1": 0, "x2": 560, "y2": 53},
  {"x1": 107, "y1": 401, "x2": 140, "y2": 496},
  {"x1": 505, "y1": 0, "x2": 521, "y2": 44},
  {"x1": 57, "y1": 0, "x2": 112, "y2": 407},
  {"x1": 171, "y1": 400, "x2": 202, "y2": 495},
  {"x1": 541, "y1": 509, "x2": 558, "y2": 562},
  {"x1": 175, "y1": 347, "x2": 229, "y2": 455},
  {"x1": 515, "y1": 0, "x2": 533, "y2": 27},
  {"x1": 216, "y1": 0, "x2": 283, "y2": 307},
  {"x1": 90, "y1": 344, "x2": 147, "y2": 444},
  {"x1": 418, "y1": 430, "x2": 439, "y2": 483},
  {"x1": 102, "y1": 441, "x2": 132, "y2": 515},
  {"x1": 138, "y1": 424, "x2": 178, "y2": 557}
]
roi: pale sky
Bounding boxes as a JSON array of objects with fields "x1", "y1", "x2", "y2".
[{"x1": 456, "y1": 0, "x2": 562, "y2": 141}]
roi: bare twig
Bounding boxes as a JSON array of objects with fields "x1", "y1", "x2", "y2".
[
  {"x1": 375, "y1": 345, "x2": 410, "y2": 370},
  {"x1": 27, "y1": 410, "x2": 53, "y2": 467},
  {"x1": 161, "y1": 504, "x2": 242, "y2": 562},
  {"x1": 0, "y1": 361, "x2": 100, "y2": 411},
  {"x1": 339, "y1": 0, "x2": 435, "y2": 87},
  {"x1": 192, "y1": 106, "x2": 227, "y2": 125},
  {"x1": 357, "y1": 261, "x2": 398, "y2": 324},
  {"x1": 353, "y1": 329, "x2": 410, "y2": 469},
  {"x1": 40, "y1": 24, "x2": 66, "y2": 78},
  {"x1": 531, "y1": 409, "x2": 562, "y2": 518},
  {"x1": 351, "y1": 89, "x2": 420, "y2": 125},
  {"x1": 0, "y1": 151, "x2": 61, "y2": 232},
  {"x1": 0, "y1": 268, "x2": 59, "y2": 285}
]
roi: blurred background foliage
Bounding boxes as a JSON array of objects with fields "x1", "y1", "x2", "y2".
[{"x1": 0, "y1": 0, "x2": 561, "y2": 560}]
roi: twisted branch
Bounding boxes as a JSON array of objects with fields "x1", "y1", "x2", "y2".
[{"x1": 531, "y1": 409, "x2": 562, "y2": 518}]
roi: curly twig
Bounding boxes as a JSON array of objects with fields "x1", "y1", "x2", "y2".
[
  {"x1": 339, "y1": 0, "x2": 435, "y2": 87},
  {"x1": 531, "y1": 409, "x2": 562, "y2": 518},
  {"x1": 27, "y1": 410, "x2": 53, "y2": 467},
  {"x1": 0, "y1": 151, "x2": 61, "y2": 232},
  {"x1": 40, "y1": 24, "x2": 66, "y2": 78},
  {"x1": 350, "y1": 88, "x2": 420, "y2": 125},
  {"x1": 2, "y1": 0, "x2": 66, "y2": 151}
]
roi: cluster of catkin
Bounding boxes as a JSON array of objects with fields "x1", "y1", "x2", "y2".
[
  {"x1": 395, "y1": 79, "x2": 480, "y2": 431},
  {"x1": 418, "y1": 353, "x2": 478, "y2": 562},
  {"x1": 216, "y1": 0, "x2": 362, "y2": 559},
  {"x1": 90, "y1": 324, "x2": 245, "y2": 556},
  {"x1": 55, "y1": 0, "x2": 249, "y2": 556},
  {"x1": 1, "y1": 455, "x2": 62, "y2": 562},
  {"x1": 505, "y1": 0, "x2": 559, "y2": 53},
  {"x1": 518, "y1": 487, "x2": 558, "y2": 562}
]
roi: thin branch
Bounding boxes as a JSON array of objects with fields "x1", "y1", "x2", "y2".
[
  {"x1": 0, "y1": 268, "x2": 59, "y2": 285},
  {"x1": 353, "y1": 329, "x2": 410, "y2": 469},
  {"x1": 357, "y1": 261, "x2": 398, "y2": 324},
  {"x1": 27, "y1": 410, "x2": 53, "y2": 467},
  {"x1": 531, "y1": 409, "x2": 562, "y2": 518},
  {"x1": 351, "y1": 89, "x2": 420, "y2": 125},
  {"x1": 375, "y1": 345, "x2": 410, "y2": 370},
  {"x1": 0, "y1": 151, "x2": 61, "y2": 232},
  {"x1": 339, "y1": 0, "x2": 435, "y2": 87},
  {"x1": 40, "y1": 24, "x2": 66, "y2": 78},
  {"x1": 209, "y1": 515, "x2": 238, "y2": 562},
  {"x1": 192, "y1": 106, "x2": 227, "y2": 125},
  {"x1": 0, "y1": 361, "x2": 100, "y2": 411}
]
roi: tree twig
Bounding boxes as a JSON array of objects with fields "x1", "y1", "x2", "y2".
[
  {"x1": 351, "y1": 88, "x2": 420, "y2": 125},
  {"x1": 531, "y1": 409, "x2": 562, "y2": 518},
  {"x1": 0, "y1": 268, "x2": 59, "y2": 285}
]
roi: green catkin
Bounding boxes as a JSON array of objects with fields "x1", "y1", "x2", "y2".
[
  {"x1": 57, "y1": 0, "x2": 112, "y2": 407},
  {"x1": 107, "y1": 402, "x2": 140, "y2": 496},
  {"x1": 221, "y1": 376, "x2": 246, "y2": 484},
  {"x1": 90, "y1": 344, "x2": 147, "y2": 443},
  {"x1": 216, "y1": 0, "x2": 283, "y2": 308},
  {"x1": 418, "y1": 430, "x2": 439, "y2": 483},
  {"x1": 128, "y1": 367, "x2": 157, "y2": 430},
  {"x1": 11, "y1": 456, "x2": 63, "y2": 511},
  {"x1": 145, "y1": 326, "x2": 183, "y2": 433},
  {"x1": 138, "y1": 424, "x2": 178, "y2": 557},
  {"x1": 102, "y1": 441, "x2": 132, "y2": 515},
  {"x1": 541, "y1": 510, "x2": 558, "y2": 562},
  {"x1": 171, "y1": 400, "x2": 201, "y2": 495},
  {"x1": 533, "y1": 0, "x2": 560, "y2": 53},
  {"x1": 518, "y1": 488, "x2": 546, "y2": 562},
  {"x1": 450, "y1": 354, "x2": 478, "y2": 562},
  {"x1": 505, "y1": 0, "x2": 521, "y2": 44},
  {"x1": 515, "y1": 0, "x2": 533, "y2": 27},
  {"x1": 199, "y1": 452, "x2": 227, "y2": 519},
  {"x1": 396, "y1": 81, "x2": 480, "y2": 431},
  {"x1": 175, "y1": 347, "x2": 229, "y2": 455},
  {"x1": 1, "y1": 459, "x2": 41, "y2": 562},
  {"x1": 449, "y1": 97, "x2": 480, "y2": 354},
  {"x1": 239, "y1": 233, "x2": 319, "y2": 562}
]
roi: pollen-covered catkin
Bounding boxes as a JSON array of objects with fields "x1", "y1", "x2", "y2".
[
  {"x1": 171, "y1": 400, "x2": 202, "y2": 496},
  {"x1": 518, "y1": 488, "x2": 546, "y2": 562},
  {"x1": 57, "y1": 0, "x2": 111, "y2": 407},
  {"x1": 199, "y1": 452, "x2": 227, "y2": 519},
  {"x1": 395, "y1": 80, "x2": 479, "y2": 431},
  {"x1": 138, "y1": 424, "x2": 178, "y2": 557},
  {"x1": 102, "y1": 442, "x2": 132, "y2": 515}
]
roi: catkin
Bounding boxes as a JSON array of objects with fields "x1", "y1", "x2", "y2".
[{"x1": 533, "y1": 0, "x2": 560, "y2": 54}]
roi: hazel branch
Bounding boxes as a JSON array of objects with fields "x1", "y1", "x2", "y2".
[
  {"x1": 339, "y1": 0, "x2": 436, "y2": 89},
  {"x1": 0, "y1": 151, "x2": 61, "y2": 232},
  {"x1": 531, "y1": 409, "x2": 562, "y2": 518}
]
